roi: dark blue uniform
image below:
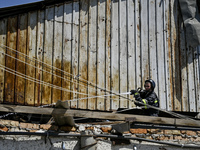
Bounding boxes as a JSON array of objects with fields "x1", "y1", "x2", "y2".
[{"x1": 134, "y1": 90, "x2": 159, "y2": 116}]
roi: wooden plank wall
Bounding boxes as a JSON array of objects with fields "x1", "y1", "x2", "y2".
[{"x1": 0, "y1": 0, "x2": 200, "y2": 112}]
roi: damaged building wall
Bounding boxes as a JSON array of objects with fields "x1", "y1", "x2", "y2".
[
  {"x1": 0, "y1": 0, "x2": 200, "y2": 112},
  {"x1": 1, "y1": 119, "x2": 200, "y2": 150}
]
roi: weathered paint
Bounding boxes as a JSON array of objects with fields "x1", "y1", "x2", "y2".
[
  {"x1": 0, "y1": 19, "x2": 7, "y2": 103},
  {"x1": 15, "y1": 14, "x2": 27, "y2": 105},
  {"x1": 194, "y1": 47, "x2": 200, "y2": 112},
  {"x1": 149, "y1": 0, "x2": 158, "y2": 95},
  {"x1": 196, "y1": 46, "x2": 200, "y2": 112},
  {"x1": 141, "y1": 0, "x2": 149, "y2": 84},
  {"x1": 119, "y1": 0, "x2": 128, "y2": 108},
  {"x1": 105, "y1": 0, "x2": 111, "y2": 110},
  {"x1": 79, "y1": 0, "x2": 89, "y2": 109},
  {"x1": 97, "y1": 0, "x2": 106, "y2": 110},
  {"x1": 35, "y1": 10, "x2": 45, "y2": 106},
  {"x1": 25, "y1": 11, "x2": 37, "y2": 106},
  {"x1": 127, "y1": 0, "x2": 135, "y2": 108},
  {"x1": 52, "y1": 4, "x2": 63, "y2": 104},
  {"x1": 187, "y1": 46, "x2": 196, "y2": 112},
  {"x1": 0, "y1": 0, "x2": 200, "y2": 112},
  {"x1": 179, "y1": 12, "x2": 188, "y2": 111},
  {"x1": 111, "y1": 0, "x2": 120, "y2": 110},
  {"x1": 42, "y1": 6, "x2": 54, "y2": 105},
  {"x1": 135, "y1": 0, "x2": 142, "y2": 88},
  {"x1": 156, "y1": 0, "x2": 166, "y2": 110},
  {"x1": 164, "y1": 0, "x2": 173, "y2": 111},
  {"x1": 62, "y1": 2, "x2": 73, "y2": 102},
  {"x1": 88, "y1": 0, "x2": 97, "y2": 110},
  {"x1": 71, "y1": 1, "x2": 79, "y2": 108}
]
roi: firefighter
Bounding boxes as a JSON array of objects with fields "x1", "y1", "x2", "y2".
[{"x1": 130, "y1": 79, "x2": 159, "y2": 116}]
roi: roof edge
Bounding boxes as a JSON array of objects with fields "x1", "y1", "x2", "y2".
[{"x1": 0, "y1": 0, "x2": 72, "y2": 19}]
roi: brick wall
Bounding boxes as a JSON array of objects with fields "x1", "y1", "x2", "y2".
[{"x1": 0, "y1": 119, "x2": 200, "y2": 145}]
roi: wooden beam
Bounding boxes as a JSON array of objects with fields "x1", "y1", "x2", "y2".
[{"x1": 0, "y1": 104, "x2": 200, "y2": 127}]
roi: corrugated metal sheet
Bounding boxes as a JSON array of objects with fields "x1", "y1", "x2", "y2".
[{"x1": 0, "y1": 0, "x2": 200, "y2": 112}]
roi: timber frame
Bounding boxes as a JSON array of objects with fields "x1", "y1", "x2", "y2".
[{"x1": 0, "y1": 104, "x2": 200, "y2": 128}]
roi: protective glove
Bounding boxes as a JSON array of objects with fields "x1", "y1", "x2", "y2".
[{"x1": 130, "y1": 90, "x2": 137, "y2": 95}]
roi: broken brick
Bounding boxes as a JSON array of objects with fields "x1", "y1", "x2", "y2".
[
  {"x1": 101, "y1": 126, "x2": 112, "y2": 133},
  {"x1": 130, "y1": 129, "x2": 147, "y2": 134},
  {"x1": 0, "y1": 126, "x2": 8, "y2": 132},
  {"x1": 40, "y1": 124, "x2": 52, "y2": 130}
]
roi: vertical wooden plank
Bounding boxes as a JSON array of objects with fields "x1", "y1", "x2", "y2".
[
  {"x1": 196, "y1": 46, "x2": 200, "y2": 112},
  {"x1": 35, "y1": 10, "x2": 45, "y2": 106},
  {"x1": 88, "y1": 0, "x2": 97, "y2": 110},
  {"x1": 42, "y1": 6, "x2": 54, "y2": 105},
  {"x1": 5, "y1": 16, "x2": 17, "y2": 104},
  {"x1": 127, "y1": 0, "x2": 135, "y2": 108},
  {"x1": 194, "y1": 47, "x2": 200, "y2": 112},
  {"x1": 141, "y1": 0, "x2": 149, "y2": 84},
  {"x1": 105, "y1": 0, "x2": 111, "y2": 110},
  {"x1": 156, "y1": 0, "x2": 166, "y2": 109},
  {"x1": 25, "y1": 11, "x2": 37, "y2": 106},
  {"x1": 179, "y1": 14, "x2": 188, "y2": 111},
  {"x1": 52, "y1": 4, "x2": 63, "y2": 104},
  {"x1": 170, "y1": 0, "x2": 181, "y2": 111},
  {"x1": 62, "y1": 2, "x2": 73, "y2": 102},
  {"x1": 111, "y1": 0, "x2": 119, "y2": 110},
  {"x1": 15, "y1": 14, "x2": 27, "y2": 105},
  {"x1": 97, "y1": 0, "x2": 106, "y2": 110},
  {"x1": 164, "y1": 0, "x2": 173, "y2": 111},
  {"x1": 79, "y1": 0, "x2": 88, "y2": 109},
  {"x1": 187, "y1": 46, "x2": 196, "y2": 112},
  {"x1": 135, "y1": 0, "x2": 141, "y2": 88},
  {"x1": 119, "y1": 0, "x2": 128, "y2": 108},
  {"x1": 149, "y1": 0, "x2": 158, "y2": 95},
  {"x1": 0, "y1": 18, "x2": 7, "y2": 103},
  {"x1": 71, "y1": 1, "x2": 79, "y2": 108}
]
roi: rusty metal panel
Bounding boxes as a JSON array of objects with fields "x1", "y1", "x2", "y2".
[
  {"x1": 105, "y1": 0, "x2": 111, "y2": 111},
  {"x1": 88, "y1": 0, "x2": 97, "y2": 110},
  {"x1": 15, "y1": 14, "x2": 27, "y2": 105},
  {"x1": 35, "y1": 10, "x2": 45, "y2": 106},
  {"x1": 62, "y1": 2, "x2": 73, "y2": 102},
  {"x1": 119, "y1": 0, "x2": 128, "y2": 108},
  {"x1": 0, "y1": 19, "x2": 7, "y2": 103},
  {"x1": 71, "y1": 1, "x2": 79, "y2": 109},
  {"x1": 111, "y1": 0, "x2": 119, "y2": 110},
  {"x1": 52, "y1": 4, "x2": 63, "y2": 104},
  {"x1": 127, "y1": 0, "x2": 135, "y2": 108},
  {"x1": 42, "y1": 6, "x2": 54, "y2": 105},
  {"x1": 97, "y1": 0, "x2": 106, "y2": 110},
  {"x1": 79, "y1": 0, "x2": 88, "y2": 109},
  {"x1": 25, "y1": 11, "x2": 37, "y2": 106}
]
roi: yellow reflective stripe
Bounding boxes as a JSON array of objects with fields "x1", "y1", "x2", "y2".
[
  {"x1": 134, "y1": 92, "x2": 139, "y2": 95},
  {"x1": 154, "y1": 100, "x2": 158, "y2": 103},
  {"x1": 142, "y1": 99, "x2": 147, "y2": 109}
]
